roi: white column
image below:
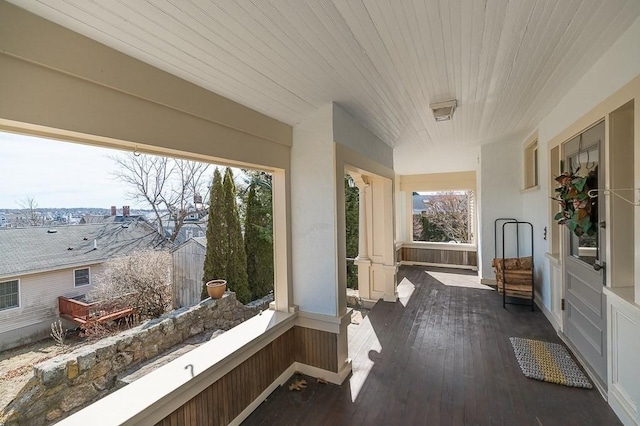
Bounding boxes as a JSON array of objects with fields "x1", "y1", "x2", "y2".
[
  {"x1": 354, "y1": 175, "x2": 370, "y2": 261},
  {"x1": 352, "y1": 173, "x2": 373, "y2": 301}
]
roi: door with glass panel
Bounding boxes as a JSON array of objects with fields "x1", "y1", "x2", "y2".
[{"x1": 562, "y1": 120, "x2": 606, "y2": 391}]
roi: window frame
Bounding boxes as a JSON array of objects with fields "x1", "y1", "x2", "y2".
[
  {"x1": 411, "y1": 190, "x2": 476, "y2": 245},
  {"x1": 523, "y1": 134, "x2": 539, "y2": 191},
  {"x1": 0, "y1": 278, "x2": 20, "y2": 311},
  {"x1": 73, "y1": 267, "x2": 91, "y2": 287}
]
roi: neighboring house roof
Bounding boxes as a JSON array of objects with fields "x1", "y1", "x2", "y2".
[
  {"x1": 412, "y1": 194, "x2": 432, "y2": 212},
  {"x1": 171, "y1": 236, "x2": 207, "y2": 253},
  {"x1": 0, "y1": 221, "x2": 173, "y2": 279},
  {"x1": 165, "y1": 222, "x2": 207, "y2": 245},
  {"x1": 192, "y1": 236, "x2": 207, "y2": 247},
  {"x1": 79, "y1": 215, "x2": 112, "y2": 224}
]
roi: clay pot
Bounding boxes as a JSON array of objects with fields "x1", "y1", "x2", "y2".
[{"x1": 205, "y1": 280, "x2": 227, "y2": 299}]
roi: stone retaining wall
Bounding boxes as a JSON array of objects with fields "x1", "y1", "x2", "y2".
[{"x1": 0, "y1": 292, "x2": 272, "y2": 426}]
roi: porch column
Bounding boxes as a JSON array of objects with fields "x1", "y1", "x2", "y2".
[
  {"x1": 355, "y1": 175, "x2": 370, "y2": 261},
  {"x1": 352, "y1": 173, "x2": 372, "y2": 301},
  {"x1": 290, "y1": 104, "x2": 352, "y2": 385}
]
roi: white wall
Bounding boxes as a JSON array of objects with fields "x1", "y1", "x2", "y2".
[
  {"x1": 539, "y1": 16, "x2": 640, "y2": 145},
  {"x1": 394, "y1": 143, "x2": 479, "y2": 175},
  {"x1": 479, "y1": 136, "x2": 524, "y2": 282},
  {"x1": 531, "y1": 15, "x2": 640, "y2": 313},
  {"x1": 292, "y1": 103, "x2": 396, "y2": 316},
  {"x1": 332, "y1": 103, "x2": 393, "y2": 170}
]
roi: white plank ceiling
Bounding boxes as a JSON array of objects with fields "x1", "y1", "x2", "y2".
[{"x1": 9, "y1": 0, "x2": 640, "y2": 174}]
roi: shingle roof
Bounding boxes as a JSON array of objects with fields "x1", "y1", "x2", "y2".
[
  {"x1": 0, "y1": 221, "x2": 173, "y2": 278},
  {"x1": 192, "y1": 237, "x2": 207, "y2": 247},
  {"x1": 171, "y1": 236, "x2": 207, "y2": 253}
]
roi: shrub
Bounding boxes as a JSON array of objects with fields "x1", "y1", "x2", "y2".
[{"x1": 89, "y1": 250, "x2": 172, "y2": 319}]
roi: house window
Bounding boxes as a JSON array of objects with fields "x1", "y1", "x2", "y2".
[
  {"x1": 74, "y1": 268, "x2": 90, "y2": 287},
  {"x1": 0, "y1": 279, "x2": 19, "y2": 311},
  {"x1": 412, "y1": 191, "x2": 475, "y2": 243},
  {"x1": 524, "y1": 138, "x2": 539, "y2": 189}
]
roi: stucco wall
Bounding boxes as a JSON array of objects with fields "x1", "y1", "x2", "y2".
[{"x1": 0, "y1": 264, "x2": 103, "y2": 352}]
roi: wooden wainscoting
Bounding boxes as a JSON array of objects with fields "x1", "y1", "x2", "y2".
[
  {"x1": 156, "y1": 328, "x2": 296, "y2": 426},
  {"x1": 294, "y1": 326, "x2": 338, "y2": 373},
  {"x1": 400, "y1": 246, "x2": 477, "y2": 268},
  {"x1": 155, "y1": 325, "x2": 338, "y2": 425}
]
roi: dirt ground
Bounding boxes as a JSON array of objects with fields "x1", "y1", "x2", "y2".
[{"x1": 0, "y1": 338, "x2": 85, "y2": 410}]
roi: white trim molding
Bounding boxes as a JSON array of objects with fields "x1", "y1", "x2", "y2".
[{"x1": 606, "y1": 288, "x2": 640, "y2": 426}]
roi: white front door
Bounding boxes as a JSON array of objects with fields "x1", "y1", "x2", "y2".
[{"x1": 563, "y1": 120, "x2": 607, "y2": 391}]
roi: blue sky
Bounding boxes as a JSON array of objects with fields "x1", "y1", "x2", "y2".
[{"x1": 0, "y1": 132, "x2": 142, "y2": 209}]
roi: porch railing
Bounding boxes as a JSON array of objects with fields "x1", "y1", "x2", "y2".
[{"x1": 58, "y1": 296, "x2": 135, "y2": 325}]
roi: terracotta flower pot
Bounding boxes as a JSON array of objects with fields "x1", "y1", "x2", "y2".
[{"x1": 206, "y1": 280, "x2": 227, "y2": 299}]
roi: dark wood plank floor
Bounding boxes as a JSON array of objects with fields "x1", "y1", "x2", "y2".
[{"x1": 244, "y1": 266, "x2": 621, "y2": 426}]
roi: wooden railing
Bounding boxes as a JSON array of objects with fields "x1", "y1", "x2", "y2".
[
  {"x1": 58, "y1": 296, "x2": 135, "y2": 325},
  {"x1": 398, "y1": 242, "x2": 478, "y2": 269}
]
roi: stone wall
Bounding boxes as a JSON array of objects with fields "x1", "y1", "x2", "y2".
[{"x1": 0, "y1": 292, "x2": 272, "y2": 426}]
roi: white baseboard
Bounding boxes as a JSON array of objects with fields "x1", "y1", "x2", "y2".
[
  {"x1": 293, "y1": 360, "x2": 352, "y2": 385},
  {"x1": 534, "y1": 291, "x2": 561, "y2": 332},
  {"x1": 557, "y1": 331, "x2": 607, "y2": 399},
  {"x1": 609, "y1": 385, "x2": 638, "y2": 426}
]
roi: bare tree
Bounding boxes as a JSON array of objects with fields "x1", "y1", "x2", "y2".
[
  {"x1": 112, "y1": 153, "x2": 210, "y2": 242},
  {"x1": 89, "y1": 250, "x2": 172, "y2": 319},
  {"x1": 20, "y1": 196, "x2": 41, "y2": 226},
  {"x1": 420, "y1": 191, "x2": 472, "y2": 243}
]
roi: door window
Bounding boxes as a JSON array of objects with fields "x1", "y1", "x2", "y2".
[{"x1": 567, "y1": 145, "x2": 599, "y2": 266}]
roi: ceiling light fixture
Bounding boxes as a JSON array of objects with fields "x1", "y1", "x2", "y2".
[{"x1": 429, "y1": 100, "x2": 457, "y2": 122}]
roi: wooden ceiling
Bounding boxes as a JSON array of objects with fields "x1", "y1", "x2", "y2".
[{"x1": 10, "y1": 0, "x2": 640, "y2": 173}]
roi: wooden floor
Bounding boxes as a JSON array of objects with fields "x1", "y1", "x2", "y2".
[{"x1": 244, "y1": 266, "x2": 621, "y2": 426}]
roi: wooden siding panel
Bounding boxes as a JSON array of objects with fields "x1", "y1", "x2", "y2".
[
  {"x1": 0, "y1": 265, "x2": 101, "y2": 335},
  {"x1": 171, "y1": 241, "x2": 206, "y2": 308},
  {"x1": 156, "y1": 328, "x2": 296, "y2": 426},
  {"x1": 401, "y1": 247, "x2": 477, "y2": 267},
  {"x1": 156, "y1": 326, "x2": 343, "y2": 425},
  {"x1": 294, "y1": 326, "x2": 338, "y2": 373}
]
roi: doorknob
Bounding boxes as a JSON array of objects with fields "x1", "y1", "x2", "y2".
[{"x1": 593, "y1": 261, "x2": 605, "y2": 271}]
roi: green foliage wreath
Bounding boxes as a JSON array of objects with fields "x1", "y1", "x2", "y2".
[{"x1": 552, "y1": 168, "x2": 597, "y2": 237}]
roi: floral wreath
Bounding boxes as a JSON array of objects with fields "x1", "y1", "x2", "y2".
[{"x1": 552, "y1": 167, "x2": 598, "y2": 237}]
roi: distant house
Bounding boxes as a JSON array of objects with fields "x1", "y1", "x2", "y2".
[
  {"x1": 171, "y1": 237, "x2": 207, "y2": 308},
  {"x1": 78, "y1": 214, "x2": 111, "y2": 224},
  {"x1": 165, "y1": 214, "x2": 207, "y2": 245},
  {"x1": 0, "y1": 221, "x2": 172, "y2": 351}
]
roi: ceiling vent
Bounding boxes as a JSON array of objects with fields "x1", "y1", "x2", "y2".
[{"x1": 429, "y1": 100, "x2": 457, "y2": 122}]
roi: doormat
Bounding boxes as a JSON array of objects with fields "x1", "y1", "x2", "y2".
[{"x1": 509, "y1": 337, "x2": 592, "y2": 389}]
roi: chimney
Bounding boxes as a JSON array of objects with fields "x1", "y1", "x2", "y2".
[
  {"x1": 111, "y1": 206, "x2": 117, "y2": 216},
  {"x1": 123, "y1": 206, "x2": 130, "y2": 217}
]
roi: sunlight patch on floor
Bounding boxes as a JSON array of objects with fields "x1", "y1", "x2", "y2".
[
  {"x1": 425, "y1": 270, "x2": 493, "y2": 290},
  {"x1": 397, "y1": 277, "x2": 415, "y2": 307},
  {"x1": 349, "y1": 315, "x2": 381, "y2": 402}
]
